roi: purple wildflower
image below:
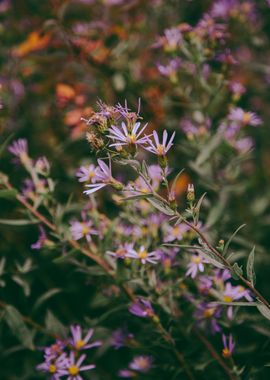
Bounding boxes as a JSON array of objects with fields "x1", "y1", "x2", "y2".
[
  {"x1": 163, "y1": 27, "x2": 182, "y2": 51},
  {"x1": 129, "y1": 355, "x2": 153, "y2": 373},
  {"x1": 70, "y1": 325, "x2": 101, "y2": 351},
  {"x1": 37, "y1": 353, "x2": 68, "y2": 379},
  {"x1": 107, "y1": 122, "x2": 150, "y2": 149},
  {"x1": 70, "y1": 219, "x2": 98, "y2": 242},
  {"x1": 111, "y1": 328, "x2": 134, "y2": 349},
  {"x1": 145, "y1": 130, "x2": 175, "y2": 156},
  {"x1": 63, "y1": 352, "x2": 95, "y2": 380},
  {"x1": 222, "y1": 282, "x2": 253, "y2": 319},
  {"x1": 84, "y1": 158, "x2": 114, "y2": 195},
  {"x1": 186, "y1": 255, "x2": 205, "y2": 279},
  {"x1": 222, "y1": 334, "x2": 235, "y2": 358},
  {"x1": 129, "y1": 298, "x2": 155, "y2": 318},
  {"x1": 31, "y1": 226, "x2": 48, "y2": 250},
  {"x1": 8, "y1": 138, "x2": 28, "y2": 158},
  {"x1": 228, "y1": 107, "x2": 262, "y2": 126},
  {"x1": 194, "y1": 303, "x2": 222, "y2": 334},
  {"x1": 107, "y1": 243, "x2": 134, "y2": 259},
  {"x1": 157, "y1": 58, "x2": 181, "y2": 80},
  {"x1": 76, "y1": 164, "x2": 97, "y2": 183},
  {"x1": 164, "y1": 223, "x2": 189, "y2": 242},
  {"x1": 126, "y1": 246, "x2": 160, "y2": 264}
]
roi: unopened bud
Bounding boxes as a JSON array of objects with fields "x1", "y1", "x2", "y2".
[{"x1": 187, "y1": 183, "x2": 195, "y2": 202}]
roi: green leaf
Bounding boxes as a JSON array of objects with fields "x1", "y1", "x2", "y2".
[
  {"x1": 0, "y1": 218, "x2": 39, "y2": 226},
  {"x1": 122, "y1": 193, "x2": 153, "y2": 202},
  {"x1": 0, "y1": 134, "x2": 14, "y2": 157},
  {"x1": 0, "y1": 189, "x2": 18, "y2": 200},
  {"x1": 4, "y1": 305, "x2": 34, "y2": 350},
  {"x1": 33, "y1": 288, "x2": 62, "y2": 311},
  {"x1": 148, "y1": 197, "x2": 175, "y2": 216},
  {"x1": 224, "y1": 224, "x2": 246, "y2": 256},
  {"x1": 45, "y1": 310, "x2": 67, "y2": 337},
  {"x1": 257, "y1": 303, "x2": 270, "y2": 321},
  {"x1": 231, "y1": 263, "x2": 243, "y2": 279},
  {"x1": 195, "y1": 132, "x2": 223, "y2": 166},
  {"x1": 246, "y1": 246, "x2": 256, "y2": 286}
]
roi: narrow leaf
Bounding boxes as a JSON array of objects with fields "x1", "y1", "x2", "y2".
[
  {"x1": 224, "y1": 224, "x2": 246, "y2": 256},
  {"x1": 4, "y1": 305, "x2": 34, "y2": 350},
  {"x1": 246, "y1": 246, "x2": 256, "y2": 286},
  {"x1": 257, "y1": 303, "x2": 270, "y2": 321},
  {"x1": 148, "y1": 197, "x2": 175, "y2": 216},
  {"x1": 0, "y1": 189, "x2": 18, "y2": 200}
]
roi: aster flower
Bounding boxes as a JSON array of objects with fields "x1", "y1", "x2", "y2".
[
  {"x1": 107, "y1": 243, "x2": 134, "y2": 259},
  {"x1": 186, "y1": 254, "x2": 205, "y2": 279},
  {"x1": 63, "y1": 352, "x2": 95, "y2": 380},
  {"x1": 8, "y1": 138, "x2": 28, "y2": 158},
  {"x1": 194, "y1": 302, "x2": 222, "y2": 334},
  {"x1": 228, "y1": 107, "x2": 262, "y2": 126},
  {"x1": 107, "y1": 122, "x2": 150, "y2": 149},
  {"x1": 37, "y1": 352, "x2": 68, "y2": 379},
  {"x1": 111, "y1": 327, "x2": 134, "y2": 349},
  {"x1": 211, "y1": 0, "x2": 236, "y2": 19},
  {"x1": 163, "y1": 27, "x2": 182, "y2": 51},
  {"x1": 70, "y1": 219, "x2": 98, "y2": 242},
  {"x1": 145, "y1": 130, "x2": 175, "y2": 156},
  {"x1": 222, "y1": 334, "x2": 235, "y2": 358},
  {"x1": 31, "y1": 225, "x2": 48, "y2": 250},
  {"x1": 126, "y1": 246, "x2": 160, "y2": 265},
  {"x1": 84, "y1": 158, "x2": 116, "y2": 195},
  {"x1": 118, "y1": 369, "x2": 136, "y2": 378},
  {"x1": 76, "y1": 164, "x2": 97, "y2": 183},
  {"x1": 222, "y1": 282, "x2": 253, "y2": 319},
  {"x1": 164, "y1": 223, "x2": 189, "y2": 242},
  {"x1": 44, "y1": 340, "x2": 66, "y2": 361},
  {"x1": 157, "y1": 58, "x2": 181, "y2": 80},
  {"x1": 70, "y1": 325, "x2": 101, "y2": 351},
  {"x1": 129, "y1": 355, "x2": 153, "y2": 373},
  {"x1": 129, "y1": 298, "x2": 155, "y2": 318}
]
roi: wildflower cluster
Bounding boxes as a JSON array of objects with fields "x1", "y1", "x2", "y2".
[{"x1": 37, "y1": 326, "x2": 100, "y2": 379}]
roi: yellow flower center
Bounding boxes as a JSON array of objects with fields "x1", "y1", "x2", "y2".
[
  {"x1": 191, "y1": 256, "x2": 201, "y2": 264},
  {"x1": 128, "y1": 133, "x2": 137, "y2": 144},
  {"x1": 75, "y1": 339, "x2": 85, "y2": 349},
  {"x1": 172, "y1": 226, "x2": 179, "y2": 237},
  {"x1": 223, "y1": 296, "x2": 233, "y2": 303},
  {"x1": 49, "y1": 364, "x2": 57, "y2": 374},
  {"x1": 82, "y1": 224, "x2": 89, "y2": 235},
  {"x1": 69, "y1": 365, "x2": 79, "y2": 376},
  {"x1": 88, "y1": 171, "x2": 95, "y2": 180},
  {"x1": 116, "y1": 248, "x2": 126, "y2": 257},
  {"x1": 242, "y1": 112, "x2": 251, "y2": 124},
  {"x1": 222, "y1": 348, "x2": 231, "y2": 358},
  {"x1": 138, "y1": 250, "x2": 148, "y2": 259},
  {"x1": 156, "y1": 144, "x2": 165, "y2": 156},
  {"x1": 203, "y1": 308, "x2": 216, "y2": 318}
]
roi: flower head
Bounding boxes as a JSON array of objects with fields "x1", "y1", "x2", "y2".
[
  {"x1": 64, "y1": 352, "x2": 95, "y2": 380},
  {"x1": 126, "y1": 246, "x2": 160, "y2": 265},
  {"x1": 84, "y1": 158, "x2": 116, "y2": 195},
  {"x1": 37, "y1": 352, "x2": 68, "y2": 379},
  {"x1": 222, "y1": 334, "x2": 235, "y2": 358},
  {"x1": 129, "y1": 355, "x2": 153, "y2": 373},
  {"x1": 107, "y1": 243, "x2": 134, "y2": 259},
  {"x1": 70, "y1": 325, "x2": 101, "y2": 351},
  {"x1": 129, "y1": 298, "x2": 155, "y2": 318},
  {"x1": 8, "y1": 138, "x2": 30, "y2": 165},
  {"x1": 111, "y1": 327, "x2": 134, "y2": 349},
  {"x1": 76, "y1": 164, "x2": 97, "y2": 183},
  {"x1": 70, "y1": 219, "x2": 98, "y2": 242},
  {"x1": 107, "y1": 121, "x2": 150, "y2": 149},
  {"x1": 145, "y1": 130, "x2": 175, "y2": 156},
  {"x1": 186, "y1": 254, "x2": 205, "y2": 279},
  {"x1": 228, "y1": 107, "x2": 262, "y2": 127}
]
